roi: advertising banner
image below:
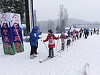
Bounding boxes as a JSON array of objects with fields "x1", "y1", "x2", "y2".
[
  {"x1": 0, "y1": 13, "x2": 24, "y2": 55},
  {"x1": 10, "y1": 14, "x2": 24, "y2": 53}
]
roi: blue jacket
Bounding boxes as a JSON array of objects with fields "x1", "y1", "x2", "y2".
[
  {"x1": 84, "y1": 28, "x2": 89, "y2": 33},
  {"x1": 67, "y1": 29, "x2": 71, "y2": 37},
  {"x1": 30, "y1": 26, "x2": 40, "y2": 46}
]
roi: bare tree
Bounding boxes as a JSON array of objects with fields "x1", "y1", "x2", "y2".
[
  {"x1": 48, "y1": 20, "x2": 55, "y2": 33},
  {"x1": 58, "y1": 5, "x2": 68, "y2": 33},
  {"x1": 64, "y1": 8, "x2": 68, "y2": 27}
]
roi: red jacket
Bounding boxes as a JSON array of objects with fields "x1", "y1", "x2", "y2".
[
  {"x1": 60, "y1": 34, "x2": 67, "y2": 43},
  {"x1": 43, "y1": 34, "x2": 58, "y2": 48}
]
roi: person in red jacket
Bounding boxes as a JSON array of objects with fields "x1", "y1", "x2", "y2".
[{"x1": 43, "y1": 29, "x2": 59, "y2": 58}]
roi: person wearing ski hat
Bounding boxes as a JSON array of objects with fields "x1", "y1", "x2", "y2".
[
  {"x1": 30, "y1": 26, "x2": 41, "y2": 59},
  {"x1": 60, "y1": 32, "x2": 67, "y2": 50},
  {"x1": 34, "y1": 26, "x2": 42, "y2": 55},
  {"x1": 43, "y1": 29, "x2": 59, "y2": 58}
]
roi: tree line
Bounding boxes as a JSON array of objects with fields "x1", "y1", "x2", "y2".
[{"x1": 37, "y1": 5, "x2": 68, "y2": 33}]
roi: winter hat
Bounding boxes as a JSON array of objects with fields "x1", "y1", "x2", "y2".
[
  {"x1": 34, "y1": 26, "x2": 39, "y2": 30},
  {"x1": 34, "y1": 26, "x2": 39, "y2": 31},
  {"x1": 48, "y1": 29, "x2": 53, "y2": 33},
  {"x1": 31, "y1": 26, "x2": 39, "y2": 33}
]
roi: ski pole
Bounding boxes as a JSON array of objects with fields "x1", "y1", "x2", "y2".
[
  {"x1": 67, "y1": 46, "x2": 68, "y2": 51},
  {"x1": 58, "y1": 39, "x2": 61, "y2": 57},
  {"x1": 59, "y1": 38, "x2": 60, "y2": 51},
  {"x1": 56, "y1": 39, "x2": 59, "y2": 52},
  {"x1": 39, "y1": 32, "x2": 43, "y2": 42},
  {"x1": 66, "y1": 39, "x2": 69, "y2": 51},
  {"x1": 43, "y1": 42, "x2": 48, "y2": 51}
]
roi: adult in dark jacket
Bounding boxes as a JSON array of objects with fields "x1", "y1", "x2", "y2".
[
  {"x1": 79, "y1": 28, "x2": 83, "y2": 38},
  {"x1": 30, "y1": 26, "x2": 40, "y2": 59},
  {"x1": 84, "y1": 28, "x2": 89, "y2": 39},
  {"x1": 67, "y1": 29, "x2": 71, "y2": 46}
]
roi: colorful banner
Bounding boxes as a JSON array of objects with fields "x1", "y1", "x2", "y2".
[
  {"x1": 10, "y1": 14, "x2": 24, "y2": 53},
  {"x1": 0, "y1": 13, "x2": 24, "y2": 55}
]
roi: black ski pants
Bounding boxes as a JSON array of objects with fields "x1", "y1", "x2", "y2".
[
  {"x1": 67, "y1": 40, "x2": 71, "y2": 46},
  {"x1": 30, "y1": 42, "x2": 38, "y2": 55},
  {"x1": 80, "y1": 33, "x2": 82, "y2": 38},
  {"x1": 49, "y1": 48, "x2": 54, "y2": 57},
  {"x1": 61, "y1": 43, "x2": 65, "y2": 50}
]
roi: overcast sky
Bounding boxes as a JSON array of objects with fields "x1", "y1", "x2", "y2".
[{"x1": 34, "y1": 0, "x2": 100, "y2": 22}]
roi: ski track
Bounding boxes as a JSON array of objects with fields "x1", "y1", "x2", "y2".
[{"x1": 0, "y1": 34, "x2": 100, "y2": 75}]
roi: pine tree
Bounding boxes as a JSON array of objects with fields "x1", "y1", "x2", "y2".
[{"x1": 0, "y1": 0, "x2": 25, "y2": 23}]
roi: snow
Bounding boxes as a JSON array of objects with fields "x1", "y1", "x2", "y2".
[{"x1": 0, "y1": 34, "x2": 100, "y2": 75}]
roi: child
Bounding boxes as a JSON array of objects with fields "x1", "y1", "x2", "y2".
[
  {"x1": 79, "y1": 28, "x2": 83, "y2": 38},
  {"x1": 76, "y1": 30, "x2": 79, "y2": 40},
  {"x1": 96, "y1": 29, "x2": 99, "y2": 35},
  {"x1": 43, "y1": 29, "x2": 59, "y2": 58},
  {"x1": 72, "y1": 29, "x2": 76, "y2": 42},
  {"x1": 60, "y1": 32, "x2": 67, "y2": 50},
  {"x1": 90, "y1": 28, "x2": 93, "y2": 35},
  {"x1": 67, "y1": 28, "x2": 71, "y2": 46}
]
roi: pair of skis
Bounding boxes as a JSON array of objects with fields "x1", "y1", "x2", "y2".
[
  {"x1": 57, "y1": 49, "x2": 64, "y2": 53},
  {"x1": 39, "y1": 47, "x2": 68, "y2": 63},
  {"x1": 39, "y1": 49, "x2": 68, "y2": 63},
  {"x1": 39, "y1": 55, "x2": 58, "y2": 63}
]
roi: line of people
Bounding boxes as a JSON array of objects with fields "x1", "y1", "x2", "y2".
[
  {"x1": 59, "y1": 27, "x2": 99, "y2": 51},
  {"x1": 29, "y1": 26, "x2": 99, "y2": 59}
]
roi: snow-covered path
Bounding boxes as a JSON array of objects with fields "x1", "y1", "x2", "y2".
[{"x1": 0, "y1": 34, "x2": 100, "y2": 75}]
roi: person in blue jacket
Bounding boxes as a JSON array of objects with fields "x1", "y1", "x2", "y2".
[
  {"x1": 84, "y1": 28, "x2": 89, "y2": 39},
  {"x1": 30, "y1": 26, "x2": 41, "y2": 59},
  {"x1": 67, "y1": 28, "x2": 71, "y2": 46}
]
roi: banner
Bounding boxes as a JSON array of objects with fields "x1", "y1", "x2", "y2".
[
  {"x1": 10, "y1": 14, "x2": 24, "y2": 53},
  {"x1": 0, "y1": 13, "x2": 24, "y2": 55}
]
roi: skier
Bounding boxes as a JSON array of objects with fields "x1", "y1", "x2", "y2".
[
  {"x1": 87, "y1": 28, "x2": 89, "y2": 36},
  {"x1": 60, "y1": 32, "x2": 67, "y2": 50},
  {"x1": 43, "y1": 29, "x2": 59, "y2": 58},
  {"x1": 76, "y1": 30, "x2": 79, "y2": 40},
  {"x1": 93, "y1": 28, "x2": 96, "y2": 34},
  {"x1": 67, "y1": 28, "x2": 71, "y2": 47},
  {"x1": 90, "y1": 28, "x2": 93, "y2": 35},
  {"x1": 84, "y1": 28, "x2": 89, "y2": 39},
  {"x1": 30, "y1": 26, "x2": 41, "y2": 59},
  {"x1": 79, "y1": 28, "x2": 83, "y2": 38},
  {"x1": 72, "y1": 29, "x2": 76, "y2": 42},
  {"x1": 96, "y1": 28, "x2": 99, "y2": 35}
]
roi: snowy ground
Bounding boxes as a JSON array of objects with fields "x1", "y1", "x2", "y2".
[{"x1": 0, "y1": 34, "x2": 100, "y2": 75}]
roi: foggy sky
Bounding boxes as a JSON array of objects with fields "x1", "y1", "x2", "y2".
[{"x1": 34, "y1": 0, "x2": 100, "y2": 22}]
